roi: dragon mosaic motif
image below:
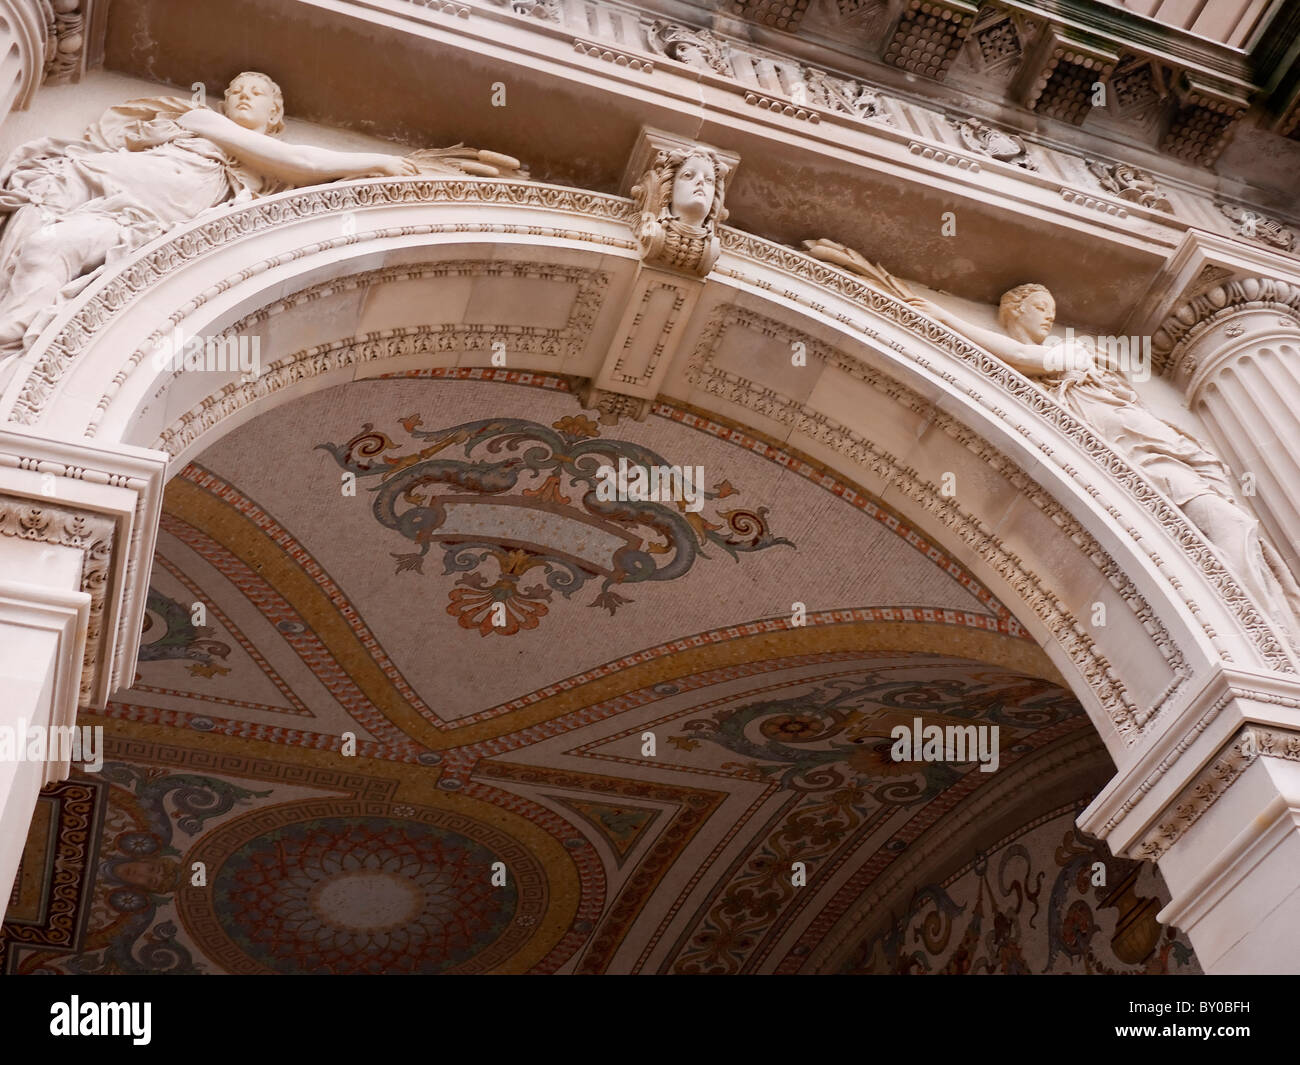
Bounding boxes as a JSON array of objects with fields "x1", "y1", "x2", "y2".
[{"x1": 318, "y1": 414, "x2": 793, "y2": 635}]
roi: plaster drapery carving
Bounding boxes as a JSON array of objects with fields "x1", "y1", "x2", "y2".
[
  {"x1": 0, "y1": 71, "x2": 524, "y2": 364},
  {"x1": 631, "y1": 148, "x2": 730, "y2": 276},
  {"x1": 806, "y1": 241, "x2": 1300, "y2": 649},
  {"x1": 1085, "y1": 160, "x2": 1173, "y2": 212},
  {"x1": 950, "y1": 117, "x2": 1036, "y2": 169}
]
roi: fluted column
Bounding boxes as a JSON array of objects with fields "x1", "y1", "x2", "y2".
[{"x1": 1156, "y1": 279, "x2": 1300, "y2": 578}]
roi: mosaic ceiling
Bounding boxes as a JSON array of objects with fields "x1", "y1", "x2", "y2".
[{"x1": 3, "y1": 373, "x2": 1197, "y2": 973}]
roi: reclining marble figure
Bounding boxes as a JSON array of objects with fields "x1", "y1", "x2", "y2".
[
  {"x1": 806, "y1": 237, "x2": 1300, "y2": 649},
  {"x1": 0, "y1": 71, "x2": 523, "y2": 366}
]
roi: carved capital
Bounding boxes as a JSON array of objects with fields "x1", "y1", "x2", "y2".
[
  {"x1": 0, "y1": 428, "x2": 167, "y2": 710},
  {"x1": 1152, "y1": 276, "x2": 1300, "y2": 379},
  {"x1": 40, "y1": 0, "x2": 90, "y2": 85},
  {"x1": 1134, "y1": 724, "x2": 1300, "y2": 861},
  {"x1": 0, "y1": 499, "x2": 114, "y2": 707},
  {"x1": 1081, "y1": 667, "x2": 1300, "y2": 856}
]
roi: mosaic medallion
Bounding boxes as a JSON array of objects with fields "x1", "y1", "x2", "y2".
[{"x1": 181, "y1": 800, "x2": 548, "y2": 974}]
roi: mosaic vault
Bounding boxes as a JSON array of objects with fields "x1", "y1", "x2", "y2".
[{"x1": 4, "y1": 375, "x2": 1196, "y2": 973}]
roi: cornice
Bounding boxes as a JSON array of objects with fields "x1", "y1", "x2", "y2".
[
  {"x1": 1134, "y1": 723, "x2": 1300, "y2": 861},
  {"x1": 1081, "y1": 664, "x2": 1300, "y2": 858},
  {"x1": 0, "y1": 428, "x2": 167, "y2": 709}
]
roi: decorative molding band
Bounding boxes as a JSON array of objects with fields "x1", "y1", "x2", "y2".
[
  {"x1": 90, "y1": 226, "x2": 629, "y2": 440},
  {"x1": 7, "y1": 179, "x2": 637, "y2": 428},
  {"x1": 0, "y1": 499, "x2": 114, "y2": 705},
  {"x1": 1136, "y1": 724, "x2": 1300, "y2": 860},
  {"x1": 573, "y1": 38, "x2": 653, "y2": 72},
  {"x1": 0, "y1": 0, "x2": 49, "y2": 111},
  {"x1": 683, "y1": 304, "x2": 1192, "y2": 740},
  {"x1": 417, "y1": 0, "x2": 471, "y2": 16},
  {"x1": 714, "y1": 228, "x2": 1293, "y2": 672},
  {"x1": 744, "y1": 92, "x2": 819, "y2": 122},
  {"x1": 1151, "y1": 276, "x2": 1300, "y2": 375},
  {"x1": 908, "y1": 142, "x2": 979, "y2": 171},
  {"x1": 1059, "y1": 188, "x2": 1129, "y2": 216}
]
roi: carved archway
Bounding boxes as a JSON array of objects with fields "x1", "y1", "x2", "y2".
[
  {"x1": 3, "y1": 176, "x2": 1288, "y2": 754},
  {"x1": 7, "y1": 178, "x2": 1300, "y2": 972}
]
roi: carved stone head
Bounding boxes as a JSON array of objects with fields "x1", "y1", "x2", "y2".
[
  {"x1": 631, "y1": 147, "x2": 730, "y2": 276},
  {"x1": 671, "y1": 152, "x2": 720, "y2": 228},
  {"x1": 224, "y1": 72, "x2": 285, "y2": 136},
  {"x1": 647, "y1": 23, "x2": 731, "y2": 75},
  {"x1": 635, "y1": 148, "x2": 729, "y2": 230},
  {"x1": 999, "y1": 283, "x2": 1055, "y2": 344}
]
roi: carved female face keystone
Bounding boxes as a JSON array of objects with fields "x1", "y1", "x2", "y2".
[{"x1": 671, "y1": 153, "x2": 716, "y2": 228}]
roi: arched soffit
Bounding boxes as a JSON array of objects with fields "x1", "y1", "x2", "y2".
[{"x1": 0, "y1": 176, "x2": 1289, "y2": 763}]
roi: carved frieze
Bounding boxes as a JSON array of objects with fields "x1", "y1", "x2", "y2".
[
  {"x1": 1217, "y1": 202, "x2": 1296, "y2": 252},
  {"x1": 803, "y1": 69, "x2": 885, "y2": 121},
  {"x1": 645, "y1": 22, "x2": 731, "y2": 74},
  {"x1": 1086, "y1": 160, "x2": 1173, "y2": 212},
  {"x1": 483, "y1": 0, "x2": 560, "y2": 20},
  {"x1": 949, "y1": 116, "x2": 1036, "y2": 169}
]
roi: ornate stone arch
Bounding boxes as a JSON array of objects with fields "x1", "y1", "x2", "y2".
[
  {"x1": 1, "y1": 176, "x2": 1289, "y2": 745},
  {"x1": 5, "y1": 179, "x2": 1300, "y2": 972}
]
